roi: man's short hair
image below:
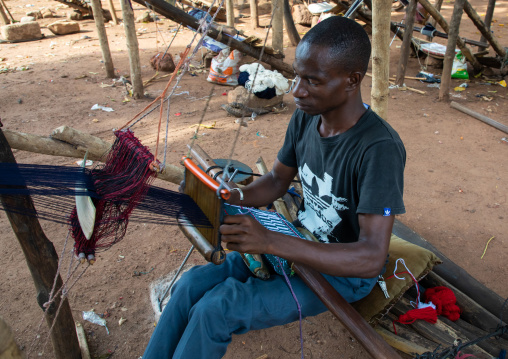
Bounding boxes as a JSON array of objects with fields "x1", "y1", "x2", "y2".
[{"x1": 301, "y1": 16, "x2": 371, "y2": 74}]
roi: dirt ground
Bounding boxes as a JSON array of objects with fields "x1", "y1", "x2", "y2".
[{"x1": 1, "y1": 0, "x2": 507, "y2": 358}]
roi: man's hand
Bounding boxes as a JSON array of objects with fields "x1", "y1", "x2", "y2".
[{"x1": 220, "y1": 215, "x2": 272, "y2": 254}]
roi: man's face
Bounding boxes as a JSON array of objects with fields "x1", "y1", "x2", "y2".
[{"x1": 292, "y1": 43, "x2": 351, "y2": 117}]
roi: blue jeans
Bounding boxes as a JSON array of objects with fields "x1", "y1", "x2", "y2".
[{"x1": 143, "y1": 252, "x2": 377, "y2": 359}]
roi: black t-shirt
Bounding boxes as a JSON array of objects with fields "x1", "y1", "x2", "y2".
[{"x1": 277, "y1": 108, "x2": 406, "y2": 244}]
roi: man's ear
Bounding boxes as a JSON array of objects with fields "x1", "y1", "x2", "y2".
[{"x1": 346, "y1": 72, "x2": 363, "y2": 91}]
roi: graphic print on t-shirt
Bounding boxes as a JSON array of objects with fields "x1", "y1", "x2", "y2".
[{"x1": 298, "y1": 163, "x2": 349, "y2": 243}]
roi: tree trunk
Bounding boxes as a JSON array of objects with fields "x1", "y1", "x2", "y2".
[
  {"x1": 226, "y1": 0, "x2": 234, "y2": 27},
  {"x1": 439, "y1": 0, "x2": 465, "y2": 101},
  {"x1": 90, "y1": 0, "x2": 116, "y2": 78},
  {"x1": 283, "y1": 0, "x2": 300, "y2": 46},
  {"x1": 395, "y1": 0, "x2": 417, "y2": 87},
  {"x1": 249, "y1": 0, "x2": 258, "y2": 28},
  {"x1": 271, "y1": 0, "x2": 284, "y2": 54},
  {"x1": 119, "y1": 0, "x2": 144, "y2": 99},
  {"x1": 0, "y1": 129, "x2": 82, "y2": 359},
  {"x1": 371, "y1": 0, "x2": 392, "y2": 120}
]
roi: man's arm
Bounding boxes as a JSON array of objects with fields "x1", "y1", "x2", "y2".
[
  {"x1": 227, "y1": 158, "x2": 298, "y2": 208},
  {"x1": 220, "y1": 213, "x2": 393, "y2": 278}
]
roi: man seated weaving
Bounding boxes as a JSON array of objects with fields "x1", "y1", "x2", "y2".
[{"x1": 144, "y1": 16, "x2": 406, "y2": 359}]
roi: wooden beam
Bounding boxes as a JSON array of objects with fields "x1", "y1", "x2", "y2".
[
  {"x1": 395, "y1": 0, "x2": 417, "y2": 87},
  {"x1": 417, "y1": 0, "x2": 482, "y2": 72},
  {"x1": 120, "y1": 0, "x2": 144, "y2": 98},
  {"x1": 90, "y1": 0, "x2": 116, "y2": 78},
  {"x1": 478, "y1": 0, "x2": 496, "y2": 51},
  {"x1": 426, "y1": 0, "x2": 443, "y2": 40},
  {"x1": 226, "y1": 0, "x2": 234, "y2": 27},
  {"x1": 106, "y1": 0, "x2": 119, "y2": 25},
  {"x1": 371, "y1": 0, "x2": 392, "y2": 120},
  {"x1": 133, "y1": 0, "x2": 294, "y2": 75},
  {"x1": 463, "y1": 0, "x2": 506, "y2": 59},
  {"x1": 249, "y1": 0, "x2": 258, "y2": 28},
  {"x1": 3, "y1": 128, "x2": 184, "y2": 185},
  {"x1": 439, "y1": 0, "x2": 465, "y2": 101},
  {"x1": 283, "y1": 0, "x2": 299, "y2": 46},
  {"x1": 0, "y1": 129, "x2": 82, "y2": 359},
  {"x1": 271, "y1": 0, "x2": 283, "y2": 54},
  {"x1": 0, "y1": 0, "x2": 10, "y2": 25},
  {"x1": 450, "y1": 101, "x2": 508, "y2": 134},
  {"x1": 293, "y1": 264, "x2": 403, "y2": 359}
]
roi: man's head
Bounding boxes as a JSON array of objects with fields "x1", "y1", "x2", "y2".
[
  {"x1": 299, "y1": 16, "x2": 371, "y2": 75},
  {"x1": 292, "y1": 17, "x2": 371, "y2": 118}
]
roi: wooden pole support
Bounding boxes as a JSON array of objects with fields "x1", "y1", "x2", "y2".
[
  {"x1": 439, "y1": 0, "x2": 465, "y2": 102},
  {"x1": 120, "y1": 0, "x2": 144, "y2": 99},
  {"x1": 395, "y1": 0, "x2": 417, "y2": 87},
  {"x1": 478, "y1": 0, "x2": 496, "y2": 51},
  {"x1": 463, "y1": 0, "x2": 506, "y2": 59},
  {"x1": 371, "y1": 0, "x2": 392, "y2": 120},
  {"x1": 426, "y1": 0, "x2": 443, "y2": 41},
  {"x1": 106, "y1": 0, "x2": 119, "y2": 25},
  {"x1": 4, "y1": 128, "x2": 184, "y2": 185},
  {"x1": 0, "y1": 316, "x2": 24, "y2": 359},
  {"x1": 0, "y1": 0, "x2": 10, "y2": 25},
  {"x1": 249, "y1": 0, "x2": 258, "y2": 28},
  {"x1": 293, "y1": 263, "x2": 403, "y2": 359},
  {"x1": 90, "y1": 0, "x2": 116, "y2": 78},
  {"x1": 283, "y1": 0, "x2": 300, "y2": 46},
  {"x1": 271, "y1": 0, "x2": 284, "y2": 55},
  {"x1": 450, "y1": 101, "x2": 508, "y2": 134},
  {"x1": 226, "y1": 0, "x2": 234, "y2": 27},
  {"x1": 417, "y1": 0, "x2": 482, "y2": 72},
  {"x1": 0, "y1": 0, "x2": 14, "y2": 24},
  {"x1": 0, "y1": 129, "x2": 82, "y2": 359},
  {"x1": 75, "y1": 322, "x2": 92, "y2": 359}
]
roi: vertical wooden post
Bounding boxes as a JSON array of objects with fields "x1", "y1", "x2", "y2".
[
  {"x1": 371, "y1": 0, "x2": 392, "y2": 120},
  {"x1": 249, "y1": 0, "x2": 258, "y2": 28},
  {"x1": 90, "y1": 0, "x2": 116, "y2": 78},
  {"x1": 0, "y1": 0, "x2": 14, "y2": 24},
  {"x1": 426, "y1": 0, "x2": 443, "y2": 41},
  {"x1": 271, "y1": 0, "x2": 284, "y2": 54},
  {"x1": 119, "y1": 0, "x2": 144, "y2": 99},
  {"x1": 0, "y1": 317, "x2": 24, "y2": 359},
  {"x1": 439, "y1": 0, "x2": 465, "y2": 101},
  {"x1": 417, "y1": 0, "x2": 481, "y2": 72},
  {"x1": 283, "y1": 0, "x2": 300, "y2": 46},
  {"x1": 464, "y1": 0, "x2": 505, "y2": 58},
  {"x1": 395, "y1": 0, "x2": 417, "y2": 87},
  {"x1": 106, "y1": 0, "x2": 119, "y2": 25},
  {"x1": 478, "y1": 0, "x2": 495, "y2": 51},
  {"x1": 0, "y1": 129, "x2": 82, "y2": 359},
  {"x1": 226, "y1": 0, "x2": 234, "y2": 27}
]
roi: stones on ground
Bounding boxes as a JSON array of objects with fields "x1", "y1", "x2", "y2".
[
  {"x1": 228, "y1": 86, "x2": 283, "y2": 109},
  {"x1": 26, "y1": 10, "x2": 42, "y2": 19},
  {"x1": 292, "y1": 4, "x2": 312, "y2": 26},
  {"x1": 150, "y1": 52, "x2": 176, "y2": 72},
  {"x1": 1, "y1": 22, "x2": 43, "y2": 42},
  {"x1": 136, "y1": 11, "x2": 155, "y2": 23},
  {"x1": 47, "y1": 20, "x2": 80, "y2": 35},
  {"x1": 68, "y1": 10, "x2": 83, "y2": 21},
  {"x1": 41, "y1": 8, "x2": 55, "y2": 18},
  {"x1": 20, "y1": 16, "x2": 36, "y2": 23}
]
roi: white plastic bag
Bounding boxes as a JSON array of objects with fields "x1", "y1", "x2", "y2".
[{"x1": 207, "y1": 49, "x2": 242, "y2": 86}]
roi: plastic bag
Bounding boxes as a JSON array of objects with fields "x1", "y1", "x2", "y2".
[
  {"x1": 451, "y1": 52, "x2": 469, "y2": 79},
  {"x1": 207, "y1": 49, "x2": 242, "y2": 86}
]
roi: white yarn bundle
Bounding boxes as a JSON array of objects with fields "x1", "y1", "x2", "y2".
[{"x1": 239, "y1": 63, "x2": 289, "y2": 96}]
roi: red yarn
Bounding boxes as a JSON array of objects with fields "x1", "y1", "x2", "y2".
[
  {"x1": 398, "y1": 306, "x2": 438, "y2": 325},
  {"x1": 424, "y1": 286, "x2": 461, "y2": 321}
]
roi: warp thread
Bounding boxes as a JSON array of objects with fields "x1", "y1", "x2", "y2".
[{"x1": 70, "y1": 129, "x2": 157, "y2": 257}]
